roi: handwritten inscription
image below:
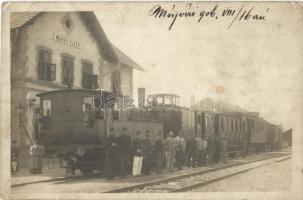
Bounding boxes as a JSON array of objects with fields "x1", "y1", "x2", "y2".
[{"x1": 149, "y1": 4, "x2": 270, "y2": 30}]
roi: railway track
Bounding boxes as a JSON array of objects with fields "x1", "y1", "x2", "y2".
[{"x1": 105, "y1": 153, "x2": 291, "y2": 193}]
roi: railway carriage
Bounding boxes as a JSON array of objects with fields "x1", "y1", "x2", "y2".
[
  {"x1": 214, "y1": 112, "x2": 245, "y2": 156},
  {"x1": 246, "y1": 113, "x2": 268, "y2": 153}
]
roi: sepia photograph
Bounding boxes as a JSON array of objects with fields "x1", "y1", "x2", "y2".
[{"x1": 1, "y1": 1, "x2": 303, "y2": 200}]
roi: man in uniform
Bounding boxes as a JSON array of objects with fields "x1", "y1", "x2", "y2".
[
  {"x1": 132, "y1": 131, "x2": 143, "y2": 176},
  {"x1": 164, "y1": 131, "x2": 176, "y2": 172},
  {"x1": 174, "y1": 134, "x2": 184, "y2": 170},
  {"x1": 105, "y1": 128, "x2": 118, "y2": 180},
  {"x1": 186, "y1": 134, "x2": 197, "y2": 168},
  {"x1": 206, "y1": 136, "x2": 214, "y2": 165},
  {"x1": 11, "y1": 140, "x2": 19, "y2": 175},
  {"x1": 29, "y1": 141, "x2": 45, "y2": 174},
  {"x1": 117, "y1": 127, "x2": 131, "y2": 178},
  {"x1": 154, "y1": 131, "x2": 164, "y2": 174},
  {"x1": 196, "y1": 135, "x2": 203, "y2": 167},
  {"x1": 142, "y1": 130, "x2": 152, "y2": 175}
]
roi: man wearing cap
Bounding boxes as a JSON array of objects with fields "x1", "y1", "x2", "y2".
[
  {"x1": 117, "y1": 127, "x2": 131, "y2": 178},
  {"x1": 154, "y1": 131, "x2": 164, "y2": 174},
  {"x1": 105, "y1": 128, "x2": 118, "y2": 180},
  {"x1": 142, "y1": 130, "x2": 152, "y2": 175},
  {"x1": 132, "y1": 131, "x2": 143, "y2": 176},
  {"x1": 164, "y1": 131, "x2": 176, "y2": 172},
  {"x1": 29, "y1": 141, "x2": 45, "y2": 174}
]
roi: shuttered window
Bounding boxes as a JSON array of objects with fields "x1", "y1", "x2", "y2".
[
  {"x1": 38, "y1": 49, "x2": 56, "y2": 81},
  {"x1": 62, "y1": 56, "x2": 74, "y2": 87}
]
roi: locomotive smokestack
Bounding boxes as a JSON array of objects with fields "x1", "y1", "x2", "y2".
[{"x1": 138, "y1": 88, "x2": 145, "y2": 108}]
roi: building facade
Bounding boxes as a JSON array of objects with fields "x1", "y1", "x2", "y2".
[{"x1": 10, "y1": 12, "x2": 143, "y2": 163}]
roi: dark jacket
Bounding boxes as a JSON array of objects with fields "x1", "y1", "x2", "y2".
[
  {"x1": 154, "y1": 138, "x2": 164, "y2": 155},
  {"x1": 105, "y1": 136, "x2": 118, "y2": 154},
  {"x1": 117, "y1": 135, "x2": 131, "y2": 156},
  {"x1": 186, "y1": 138, "x2": 197, "y2": 155},
  {"x1": 142, "y1": 138, "x2": 152, "y2": 157},
  {"x1": 132, "y1": 138, "x2": 143, "y2": 157}
]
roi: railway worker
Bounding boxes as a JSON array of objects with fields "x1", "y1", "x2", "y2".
[
  {"x1": 117, "y1": 127, "x2": 131, "y2": 178},
  {"x1": 29, "y1": 141, "x2": 45, "y2": 174},
  {"x1": 11, "y1": 140, "x2": 19, "y2": 175},
  {"x1": 196, "y1": 135, "x2": 204, "y2": 167},
  {"x1": 214, "y1": 137, "x2": 221, "y2": 163},
  {"x1": 206, "y1": 136, "x2": 215, "y2": 165},
  {"x1": 201, "y1": 136, "x2": 208, "y2": 165},
  {"x1": 174, "y1": 134, "x2": 184, "y2": 170},
  {"x1": 186, "y1": 134, "x2": 197, "y2": 168},
  {"x1": 142, "y1": 130, "x2": 153, "y2": 175},
  {"x1": 154, "y1": 131, "x2": 164, "y2": 174},
  {"x1": 164, "y1": 131, "x2": 176, "y2": 172},
  {"x1": 132, "y1": 131, "x2": 144, "y2": 177},
  {"x1": 105, "y1": 128, "x2": 119, "y2": 180},
  {"x1": 221, "y1": 138, "x2": 227, "y2": 163}
]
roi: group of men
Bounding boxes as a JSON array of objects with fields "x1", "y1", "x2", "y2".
[{"x1": 104, "y1": 127, "x2": 218, "y2": 180}]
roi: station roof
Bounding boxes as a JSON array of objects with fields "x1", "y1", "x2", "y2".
[{"x1": 10, "y1": 11, "x2": 144, "y2": 71}]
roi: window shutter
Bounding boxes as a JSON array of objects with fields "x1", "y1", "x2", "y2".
[
  {"x1": 49, "y1": 64, "x2": 56, "y2": 81},
  {"x1": 38, "y1": 62, "x2": 44, "y2": 80},
  {"x1": 91, "y1": 74, "x2": 98, "y2": 89},
  {"x1": 68, "y1": 66, "x2": 73, "y2": 86}
]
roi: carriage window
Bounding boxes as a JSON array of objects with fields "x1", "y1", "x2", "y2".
[
  {"x1": 164, "y1": 96, "x2": 173, "y2": 105},
  {"x1": 83, "y1": 97, "x2": 92, "y2": 113},
  {"x1": 231, "y1": 119, "x2": 233, "y2": 131},
  {"x1": 221, "y1": 118, "x2": 224, "y2": 130},
  {"x1": 42, "y1": 100, "x2": 51, "y2": 116},
  {"x1": 62, "y1": 56, "x2": 74, "y2": 86}
]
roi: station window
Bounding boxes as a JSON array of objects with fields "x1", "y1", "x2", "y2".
[
  {"x1": 38, "y1": 49, "x2": 56, "y2": 81},
  {"x1": 221, "y1": 118, "x2": 224, "y2": 130},
  {"x1": 82, "y1": 61, "x2": 98, "y2": 89},
  {"x1": 62, "y1": 56, "x2": 74, "y2": 86},
  {"x1": 42, "y1": 99, "x2": 51, "y2": 116},
  {"x1": 231, "y1": 119, "x2": 233, "y2": 131}
]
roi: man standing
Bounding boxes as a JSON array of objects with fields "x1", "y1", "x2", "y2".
[
  {"x1": 201, "y1": 136, "x2": 208, "y2": 165},
  {"x1": 186, "y1": 134, "x2": 197, "y2": 168},
  {"x1": 207, "y1": 136, "x2": 215, "y2": 165},
  {"x1": 29, "y1": 141, "x2": 45, "y2": 174},
  {"x1": 132, "y1": 131, "x2": 143, "y2": 177},
  {"x1": 142, "y1": 130, "x2": 152, "y2": 175},
  {"x1": 196, "y1": 135, "x2": 203, "y2": 167},
  {"x1": 174, "y1": 134, "x2": 183, "y2": 170},
  {"x1": 105, "y1": 129, "x2": 118, "y2": 180},
  {"x1": 164, "y1": 131, "x2": 176, "y2": 172},
  {"x1": 117, "y1": 127, "x2": 131, "y2": 178},
  {"x1": 221, "y1": 138, "x2": 227, "y2": 163},
  {"x1": 11, "y1": 140, "x2": 19, "y2": 175},
  {"x1": 214, "y1": 137, "x2": 221, "y2": 163},
  {"x1": 154, "y1": 131, "x2": 164, "y2": 174}
]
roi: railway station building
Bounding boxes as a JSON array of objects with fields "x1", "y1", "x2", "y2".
[{"x1": 10, "y1": 11, "x2": 144, "y2": 167}]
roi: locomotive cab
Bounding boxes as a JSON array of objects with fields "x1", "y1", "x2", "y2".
[{"x1": 36, "y1": 89, "x2": 118, "y2": 174}]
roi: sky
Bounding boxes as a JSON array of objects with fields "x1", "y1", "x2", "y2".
[{"x1": 95, "y1": 2, "x2": 303, "y2": 130}]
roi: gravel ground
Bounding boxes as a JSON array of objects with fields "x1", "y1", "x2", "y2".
[{"x1": 191, "y1": 158, "x2": 292, "y2": 192}]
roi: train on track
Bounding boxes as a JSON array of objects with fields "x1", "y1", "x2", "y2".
[{"x1": 36, "y1": 89, "x2": 283, "y2": 174}]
